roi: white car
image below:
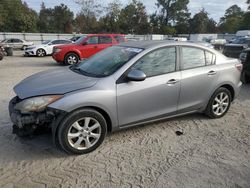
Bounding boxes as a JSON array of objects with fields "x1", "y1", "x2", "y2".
[{"x1": 24, "y1": 39, "x2": 73, "y2": 57}]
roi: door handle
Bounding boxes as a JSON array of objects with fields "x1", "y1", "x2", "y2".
[
  {"x1": 167, "y1": 79, "x2": 179, "y2": 85},
  {"x1": 93, "y1": 46, "x2": 98, "y2": 49},
  {"x1": 207, "y1": 70, "x2": 217, "y2": 76}
]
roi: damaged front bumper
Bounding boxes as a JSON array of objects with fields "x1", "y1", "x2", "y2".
[{"x1": 9, "y1": 96, "x2": 66, "y2": 136}]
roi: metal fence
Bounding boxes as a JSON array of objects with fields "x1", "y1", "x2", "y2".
[{"x1": 0, "y1": 32, "x2": 236, "y2": 44}]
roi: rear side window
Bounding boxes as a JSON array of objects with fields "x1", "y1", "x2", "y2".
[
  {"x1": 61, "y1": 40, "x2": 72, "y2": 44},
  {"x1": 114, "y1": 36, "x2": 125, "y2": 43},
  {"x1": 99, "y1": 36, "x2": 112, "y2": 44},
  {"x1": 133, "y1": 47, "x2": 176, "y2": 77},
  {"x1": 205, "y1": 51, "x2": 216, "y2": 65},
  {"x1": 182, "y1": 47, "x2": 206, "y2": 70},
  {"x1": 13, "y1": 39, "x2": 22, "y2": 43},
  {"x1": 51, "y1": 40, "x2": 61, "y2": 44}
]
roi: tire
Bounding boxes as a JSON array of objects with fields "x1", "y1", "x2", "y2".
[
  {"x1": 57, "y1": 108, "x2": 107, "y2": 155},
  {"x1": 205, "y1": 87, "x2": 232, "y2": 119},
  {"x1": 64, "y1": 53, "x2": 79, "y2": 65},
  {"x1": 36, "y1": 48, "x2": 46, "y2": 57},
  {"x1": 22, "y1": 45, "x2": 27, "y2": 50}
]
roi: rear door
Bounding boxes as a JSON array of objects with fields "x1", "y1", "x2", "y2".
[
  {"x1": 178, "y1": 46, "x2": 219, "y2": 113},
  {"x1": 98, "y1": 35, "x2": 113, "y2": 51},
  {"x1": 117, "y1": 46, "x2": 181, "y2": 126}
]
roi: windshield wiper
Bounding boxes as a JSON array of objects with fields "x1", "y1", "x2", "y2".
[{"x1": 70, "y1": 65, "x2": 104, "y2": 77}]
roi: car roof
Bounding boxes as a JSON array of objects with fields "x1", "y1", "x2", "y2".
[{"x1": 118, "y1": 40, "x2": 210, "y2": 49}]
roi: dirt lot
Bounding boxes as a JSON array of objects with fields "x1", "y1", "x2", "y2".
[{"x1": 0, "y1": 51, "x2": 249, "y2": 188}]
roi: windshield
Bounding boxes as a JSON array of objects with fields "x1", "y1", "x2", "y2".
[
  {"x1": 71, "y1": 46, "x2": 143, "y2": 77},
  {"x1": 42, "y1": 40, "x2": 51, "y2": 44},
  {"x1": 75, "y1": 35, "x2": 87, "y2": 44}
]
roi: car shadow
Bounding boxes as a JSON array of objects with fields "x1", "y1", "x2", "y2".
[{"x1": 0, "y1": 112, "x2": 208, "y2": 163}]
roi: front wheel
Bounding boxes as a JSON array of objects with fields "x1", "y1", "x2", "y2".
[
  {"x1": 36, "y1": 48, "x2": 46, "y2": 57},
  {"x1": 22, "y1": 45, "x2": 27, "y2": 50},
  {"x1": 65, "y1": 53, "x2": 79, "y2": 65},
  {"x1": 205, "y1": 87, "x2": 232, "y2": 119},
  {"x1": 57, "y1": 108, "x2": 107, "y2": 155}
]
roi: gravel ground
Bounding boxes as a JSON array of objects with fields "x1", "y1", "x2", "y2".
[{"x1": 0, "y1": 51, "x2": 250, "y2": 188}]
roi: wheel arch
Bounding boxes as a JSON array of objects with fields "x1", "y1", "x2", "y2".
[
  {"x1": 36, "y1": 48, "x2": 46, "y2": 56},
  {"x1": 64, "y1": 51, "x2": 81, "y2": 61},
  {"x1": 219, "y1": 84, "x2": 235, "y2": 101},
  {"x1": 52, "y1": 106, "x2": 113, "y2": 146}
]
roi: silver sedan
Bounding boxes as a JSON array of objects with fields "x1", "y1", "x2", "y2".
[{"x1": 9, "y1": 41, "x2": 242, "y2": 154}]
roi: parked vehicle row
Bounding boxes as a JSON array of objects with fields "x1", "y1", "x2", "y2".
[{"x1": 9, "y1": 41, "x2": 242, "y2": 154}]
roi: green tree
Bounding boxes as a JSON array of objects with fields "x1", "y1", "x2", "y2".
[
  {"x1": 38, "y1": 3, "x2": 74, "y2": 33},
  {"x1": 155, "y1": 0, "x2": 189, "y2": 25},
  {"x1": 240, "y1": 1, "x2": 250, "y2": 29},
  {"x1": 53, "y1": 4, "x2": 74, "y2": 33},
  {"x1": 118, "y1": 0, "x2": 149, "y2": 34},
  {"x1": 74, "y1": 0, "x2": 102, "y2": 33},
  {"x1": 219, "y1": 5, "x2": 244, "y2": 33},
  {"x1": 98, "y1": 1, "x2": 122, "y2": 33},
  {"x1": 174, "y1": 10, "x2": 191, "y2": 34},
  {"x1": 37, "y1": 3, "x2": 54, "y2": 32},
  {"x1": 153, "y1": 0, "x2": 190, "y2": 34},
  {"x1": 0, "y1": 0, "x2": 38, "y2": 32},
  {"x1": 190, "y1": 9, "x2": 217, "y2": 33}
]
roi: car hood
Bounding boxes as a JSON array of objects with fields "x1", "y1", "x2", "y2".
[{"x1": 14, "y1": 68, "x2": 99, "y2": 99}]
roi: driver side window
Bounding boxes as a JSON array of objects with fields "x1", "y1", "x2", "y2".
[
  {"x1": 87, "y1": 36, "x2": 98, "y2": 44},
  {"x1": 133, "y1": 47, "x2": 176, "y2": 77}
]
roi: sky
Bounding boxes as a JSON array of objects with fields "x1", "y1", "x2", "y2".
[{"x1": 24, "y1": 0, "x2": 248, "y2": 22}]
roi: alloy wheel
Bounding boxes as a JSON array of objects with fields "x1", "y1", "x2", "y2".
[
  {"x1": 37, "y1": 49, "x2": 45, "y2": 57},
  {"x1": 67, "y1": 55, "x2": 78, "y2": 65},
  {"x1": 67, "y1": 117, "x2": 102, "y2": 150},
  {"x1": 212, "y1": 92, "x2": 229, "y2": 116}
]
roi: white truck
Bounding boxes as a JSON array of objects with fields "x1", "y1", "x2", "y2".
[{"x1": 236, "y1": 30, "x2": 250, "y2": 37}]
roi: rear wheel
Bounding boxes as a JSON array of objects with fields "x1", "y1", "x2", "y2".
[
  {"x1": 36, "y1": 48, "x2": 46, "y2": 57},
  {"x1": 65, "y1": 53, "x2": 79, "y2": 65},
  {"x1": 57, "y1": 108, "x2": 107, "y2": 155},
  {"x1": 205, "y1": 87, "x2": 232, "y2": 119}
]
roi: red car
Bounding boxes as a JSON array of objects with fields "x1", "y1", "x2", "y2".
[{"x1": 52, "y1": 34, "x2": 126, "y2": 65}]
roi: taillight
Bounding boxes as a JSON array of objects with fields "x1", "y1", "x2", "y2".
[{"x1": 235, "y1": 63, "x2": 243, "y2": 72}]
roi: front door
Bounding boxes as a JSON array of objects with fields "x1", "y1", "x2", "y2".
[
  {"x1": 117, "y1": 46, "x2": 181, "y2": 126},
  {"x1": 80, "y1": 36, "x2": 99, "y2": 58}
]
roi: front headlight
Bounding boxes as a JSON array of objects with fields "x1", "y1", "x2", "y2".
[{"x1": 15, "y1": 95, "x2": 62, "y2": 113}]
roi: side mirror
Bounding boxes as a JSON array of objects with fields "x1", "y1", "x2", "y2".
[
  {"x1": 127, "y1": 69, "x2": 146, "y2": 82},
  {"x1": 82, "y1": 41, "x2": 88, "y2": 45}
]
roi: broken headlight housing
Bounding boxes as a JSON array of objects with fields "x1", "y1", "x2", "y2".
[{"x1": 15, "y1": 95, "x2": 62, "y2": 113}]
